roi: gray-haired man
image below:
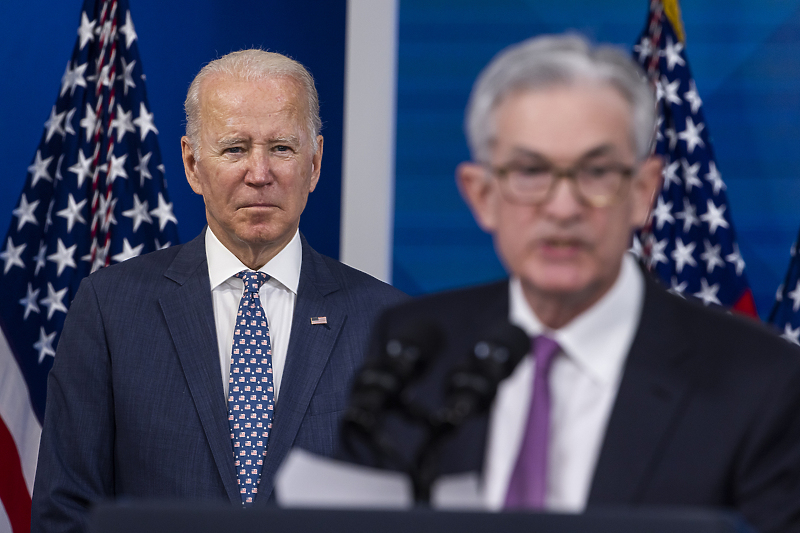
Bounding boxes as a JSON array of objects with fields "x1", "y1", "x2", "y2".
[
  {"x1": 31, "y1": 49, "x2": 406, "y2": 532},
  {"x1": 370, "y1": 34, "x2": 800, "y2": 533}
]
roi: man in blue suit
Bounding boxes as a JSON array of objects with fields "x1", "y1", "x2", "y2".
[{"x1": 31, "y1": 50, "x2": 406, "y2": 531}]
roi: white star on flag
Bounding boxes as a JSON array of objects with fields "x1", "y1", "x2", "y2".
[
  {"x1": 135, "y1": 150, "x2": 153, "y2": 187},
  {"x1": 28, "y1": 150, "x2": 54, "y2": 187},
  {"x1": 112, "y1": 238, "x2": 145, "y2": 263},
  {"x1": 700, "y1": 200, "x2": 730, "y2": 235},
  {"x1": 652, "y1": 196, "x2": 674, "y2": 230},
  {"x1": 19, "y1": 284, "x2": 41, "y2": 320},
  {"x1": 122, "y1": 195, "x2": 152, "y2": 231},
  {"x1": 111, "y1": 104, "x2": 136, "y2": 141},
  {"x1": 726, "y1": 243, "x2": 746, "y2": 276},
  {"x1": 44, "y1": 106, "x2": 67, "y2": 143},
  {"x1": 77, "y1": 11, "x2": 96, "y2": 49},
  {"x1": 661, "y1": 36, "x2": 686, "y2": 71},
  {"x1": 40, "y1": 282, "x2": 68, "y2": 320},
  {"x1": 661, "y1": 77, "x2": 682, "y2": 105},
  {"x1": 650, "y1": 238, "x2": 669, "y2": 267},
  {"x1": 47, "y1": 239, "x2": 77, "y2": 277},
  {"x1": 787, "y1": 280, "x2": 800, "y2": 312},
  {"x1": 675, "y1": 197, "x2": 699, "y2": 232},
  {"x1": 678, "y1": 116, "x2": 705, "y2": 154},
  {"x1": 0, "y1": 237, "x2": 26, "y2": 274},
  {"x1": 56, "y1": 194, "x2": 88, "y2": 232},
  {"x1": 671, "y1": 237, "x2": 697, "y2": 274},
  {"x1": 119, "y1": 10, "x2": 137, "y2": 48},
  {"x1": 694, "y1": 278, "x2": 721, "y2": 306},
  {"x1": 705, "y1": 161, "x2": 725, "y2": 195},
  {"x1": 119, "y1": 57, "x2": 137, "y2": 95},
  {"x1": 68, "y1": 149, "x2": 94, "y2": 187},
  {"x1": 150, "y1": 192, "x2": 177, "y2": 231},
  {"x1": 33, "y1": 327, "x2": 57, "y2": 363},
  {"x1": 80, "y1": 103, "x2": 98, "y2": 142},
  {"x1": 133, "y1": 102, "x2": 159, "y2": 141},
  {"x1": 13, "y1": 195, "x2": 40, "y2": 231},
  {"x1": 662, "y1": 159, "x2": 681, "y2": 189},
  {"x1": 681, "y1": 159, "x2": 702, "y2": 192},
  {"x1": 700, "y1": 240, "x2": 725, "y2": 273},
  {"x1": 782, "y1": 324, "x2": 800, "y2": 345}
]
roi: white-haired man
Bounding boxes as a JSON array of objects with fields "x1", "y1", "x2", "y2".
[
  {"x1": 370, "y1": 35, "x2": 800, "y2": 533},
  {"x1": 31, "y1": 50, "x2": 406, "y2": 531}
]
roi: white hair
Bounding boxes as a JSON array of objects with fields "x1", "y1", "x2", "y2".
[
  {"x1": 184, "y1": 49, "x2": 322, "y2": 158},
  {"x1": 465, "y1": 33, "x2": 657, "y2": 163}
]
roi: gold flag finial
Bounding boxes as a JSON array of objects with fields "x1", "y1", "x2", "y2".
[{"x1": 662, "y1": 0, "x2": 686, "y2": 43}]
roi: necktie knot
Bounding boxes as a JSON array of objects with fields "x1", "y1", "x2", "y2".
[
  {"x1": 533, "y1": 335, "x2": 560, "y2": 374},
  {"x1": 236, "y1": 270, "x2": 269, "y2": 294}
]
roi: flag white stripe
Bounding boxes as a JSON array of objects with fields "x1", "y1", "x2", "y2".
[{"x1": 0, "y1": 331, "x2": 42, "y2": 493}]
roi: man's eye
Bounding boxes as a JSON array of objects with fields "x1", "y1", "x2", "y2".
[
  {"x1": 274, "y1": 145, "x2": 291, "y2": 153},
  {"x1": 517, "y1": 167, "x2": 549, "y2": 177},
  {"x1": 225, "y1": 147, "x2": 243, "y2": 154},
  {"x1": 582, "y1": 166, "x2": 613, "y2": 178}
]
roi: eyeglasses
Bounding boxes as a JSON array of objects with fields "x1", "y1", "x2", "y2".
[{"x1": 487, "y1": 160, "x2": 635, "y2": 208}]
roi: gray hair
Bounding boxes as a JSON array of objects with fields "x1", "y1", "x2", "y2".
[
  {"x1": 184, "y1": 49, "x2": 322, "y2": 158},
  {"x1": 465, "y1": 34, "x2": 656, "y2": 163}
]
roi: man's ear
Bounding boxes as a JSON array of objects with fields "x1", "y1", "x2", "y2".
[
  {"x1": 630, "y1": 155, "x2": 663, "y2": 228},
  {"x1": 308, "y1": 135, "x2": 323, "y2": 193},
  {"x1": 181, "y1": 136, "x2": 203, "y2": 195},
  {"x1": 457, "y1": 162, "x2": 499, "y2": 233}
]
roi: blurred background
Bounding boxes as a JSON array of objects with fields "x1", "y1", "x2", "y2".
[{"x1": 3, "y1": 0, "x2": 800, "y2": 318}]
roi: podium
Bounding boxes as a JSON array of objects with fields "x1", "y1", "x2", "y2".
[{"x1": 88, "y1": 502, "x2": 755, "y2": 533}]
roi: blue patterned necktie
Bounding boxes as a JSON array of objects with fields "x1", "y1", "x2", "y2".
[{"x1": 228, "y1": 270, "x2": 275, "y2": 506}]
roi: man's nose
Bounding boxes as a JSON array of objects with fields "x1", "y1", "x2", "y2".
[
  {"x1": 541, "y1": 176, "x2": 584, "y2": 218},
  {"x1": 245, "y1": 148, "x2": 272, "y2": 185}
]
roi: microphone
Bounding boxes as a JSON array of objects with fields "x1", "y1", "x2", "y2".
[
  {"x1": 437, "y1": 321, "x2": 530, "y2": 429},
  {"x1": 342, "y1": 320, "x2": 443, "y2": 444}
]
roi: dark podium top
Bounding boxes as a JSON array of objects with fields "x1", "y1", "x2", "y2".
[{"x1": 88, "y1": 502, "x2": 755, "y2": 533}]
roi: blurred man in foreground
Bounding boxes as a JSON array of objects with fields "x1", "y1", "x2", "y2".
[
  {"x1": 370, "y1": 34, "x2": 800, "y2": 533},
  {"x1": 32, "y1": 49, "x2": 405, "y2": 532}
]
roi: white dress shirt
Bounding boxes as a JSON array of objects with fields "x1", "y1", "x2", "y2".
[
  {"x1": 205, "y1": 227, "x2": 302, "y2": 403},
  {"x1": 482, "y1": 254, "x2": 644, "y2": 512}
]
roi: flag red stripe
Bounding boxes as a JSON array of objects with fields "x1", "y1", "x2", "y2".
[
  {"x1": 0, "y1": 415, "x2": 31, "y2": 533},
  {"x1": 733, "y1": 288, "x2": 758, "y2": 319}
]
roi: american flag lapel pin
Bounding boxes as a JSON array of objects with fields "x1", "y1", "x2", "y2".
[{"x1": 310, "y1": 317, "x2": 327, "y2": 325}]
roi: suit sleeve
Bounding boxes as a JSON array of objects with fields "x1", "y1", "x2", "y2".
[{"x1": 30, "y1": 276, "x2": 115, "y2": 533}]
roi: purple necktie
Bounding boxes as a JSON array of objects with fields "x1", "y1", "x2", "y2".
[{"x1": 504, "y1": 335, "x2": 560, "y2": 509}]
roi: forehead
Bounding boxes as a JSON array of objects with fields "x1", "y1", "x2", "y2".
[
  {"x1": 198, "y1": 74, "x2": 307, "y2": 135},
  {"x1": 491, "y1": 83, "x2": 635, "y2": 160}
]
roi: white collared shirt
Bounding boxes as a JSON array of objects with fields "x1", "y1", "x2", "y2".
[
  {"x1": 482, "y1": 254, "x2": 644, "y2": 512},
  {"x1": 205, "y1": 227, "x2": 302, "y2": 402}
]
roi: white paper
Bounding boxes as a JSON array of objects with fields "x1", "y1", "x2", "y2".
[{"x1": 275, "y1": 448, "x2": 413, "y2": 509}]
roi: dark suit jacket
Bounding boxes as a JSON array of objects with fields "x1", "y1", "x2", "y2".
[
  {"x1": 30, "y1": 231, "x2": 406, "y2": 533},
  {"x1": 368, "y1": 274, "x2": 800, "y2": 533}
]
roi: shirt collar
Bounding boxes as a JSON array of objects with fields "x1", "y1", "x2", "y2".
[
  {"x1": 205, "y1": 227, "x2": 302, "y2": 294},
  {"x1": 509, "y1": 253, "x2": 645, "y2": 385}
]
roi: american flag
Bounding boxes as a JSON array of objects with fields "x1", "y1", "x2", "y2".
[
  {"x1": 631, "y1": 0, "x2": 757, "y2": 317},
  {"x1": 0, "y1": 0, "x2": 178, "y2": 530},
  {"x1": 770, "y1": 230, "x2": 800, "y2": 345}
]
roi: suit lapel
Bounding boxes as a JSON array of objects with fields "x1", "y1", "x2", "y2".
[
  {"x1": 588, "y1": 277, "x2": 694, "y2": 505},
  {"x1": 158, "y1": 232, "x2": 240, "y2": 503},
  {"x1": 256, "y1": 238, "x2": 345, "y2": 503}
]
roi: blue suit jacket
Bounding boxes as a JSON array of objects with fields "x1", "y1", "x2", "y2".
[{"x1": 31, "y1": 231, "x2": 407, "y2": 532}]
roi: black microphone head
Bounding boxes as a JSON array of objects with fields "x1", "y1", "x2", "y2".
[
  {"x1": 471, "y1": 320, "x2": 530, "y2": 381},
  {"x1": 383, "y1": 319, "x2": 443, "y2": 382}
]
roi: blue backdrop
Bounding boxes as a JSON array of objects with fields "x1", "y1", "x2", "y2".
[
  {"x1": 4, "y1": 0, "x2": 800, "y2": 320},
  {"x1": 0, "y1": 0, "x2": 345, "y2": 260},
  {"x1": 392, "y1": 0, "x2": 800, "y2": 320}
]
